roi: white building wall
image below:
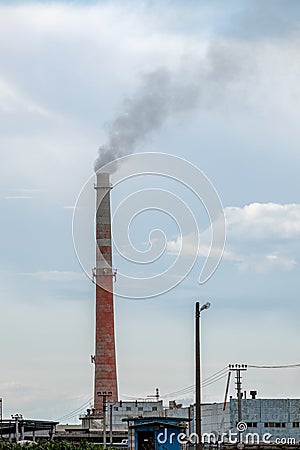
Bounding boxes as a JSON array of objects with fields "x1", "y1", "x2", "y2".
[
  {"x1": 80, "y1": 397, "x2": 300, "y2": 444},
  {"x1": 187, "y1": 398, "x2": 300, "y2": 443},
  {"x1": 108, "y1": 401, "x2": 164, "y2": 431},
  {"x1": 201, "y1": 403, "x2": 231, "y2": 436},
  {"x1": 230, "y1": 398, "x2": 300, "y2": 443}
]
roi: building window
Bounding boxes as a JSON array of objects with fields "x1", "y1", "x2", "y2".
[
  {"x1": 293, "y1": 422, "x2": 300, "y2": 428},
  {"x1": 152, "y1": 406, "x2": 158, "y2": 411},
  {"x1": 138, "y1": 407, "x2": 143, "y2": 411},
  {"x1": 126, "y1": 407, "x2": 132, "y2": 411},
  {"x1": 264, "y1": 422, "x2": 286, "y2": 428},
  {"x1": 246, "y1": 422, "x2": 257, "y2": 428}
]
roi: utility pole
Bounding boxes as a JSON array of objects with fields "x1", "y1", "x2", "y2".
[
  {"x1": 229, "y1": 364, "x2": 248, "y2": 443},
  {"x1": 155, "y1": 388, "x2": 159, "y2": 401},
  {"x1": 109, "y1": 404, "x2": 113, "y2": 447},
  {"x1": 146, "y1": 387, "x2": 160, "y2": 401},
  {"x1": 11, "y1": 414, "x2": 23, "y2": 442},
  {"x1": 195, "y1": 303, "x2": 201, "y2": 450},
  {"x1": 0, "y1": 398, "x2": 2, "y2": 440},
  {"x1": 15, "y1": 416, "x2": 19, "y2": 442},
  {"x1": 97, "y1": 391, "x2": 112, "y2": 448},
  {"x1": 195, "y1": 302, "x2": 211, "y2": 450}
]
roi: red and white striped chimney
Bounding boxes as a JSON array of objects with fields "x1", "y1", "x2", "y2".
[{"x1": 94, "y1": 172, "x2": 118, "y2": 412}]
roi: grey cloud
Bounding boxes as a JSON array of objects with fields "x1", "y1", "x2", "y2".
[
  {"x1": 94, "y1": 42, "x2": 250, "y2": 170},
  {"x1": 222, "y1": 0, "x2": 300, "y2": 40}
]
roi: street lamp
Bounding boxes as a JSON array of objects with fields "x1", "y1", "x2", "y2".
[{"x1": 195, "y1": 301, "x2": 211, "y2": 450}]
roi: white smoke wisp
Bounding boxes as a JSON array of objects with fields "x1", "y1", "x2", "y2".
[{"x1": 94, "y1": 42, "x2": 250, "y2": 172}]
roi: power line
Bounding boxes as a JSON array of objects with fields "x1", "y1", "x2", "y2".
[
  {"x1": 202, "y1": 367, "x2": 228, "y2": 383},
  {"x1": 248, "y1": 363, "x2": 300, "y2": 369},
  {"x1": 121, "y1": 395, "x2": 146, "y2": 400},
  {"x1": 57, "y1": 397, "x2": 93, "y2": 422},
  {"x1": 161, "y1": 386, "x2": 194, "y2": 399},
  {"x1": 57, "y1": 362, "x2": 300, "y2": 421},
  {"x1": 202, "y1": 372, "x2": 228, "y2": 388},
  {"x1": 160, "y1": 367, "x2": 228, "y2": 399}
]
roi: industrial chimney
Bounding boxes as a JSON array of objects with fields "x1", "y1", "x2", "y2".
[{"x1": 93, "y1": 172, "x2": 118, "y2": 412}]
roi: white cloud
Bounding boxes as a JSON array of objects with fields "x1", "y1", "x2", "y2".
[
  {"x1": 167, "y1": 203, "x2": 300, "y2": 273},
  {"x1": 0, "y1": 75, "x2": 54, "y2": 116},
  {"x1": 223, "y1": 203, "x2": 300, "y2": 273},
  {"x1": 4, "y1": 195, "x2": 32, "y2": 200},
  {"x1": 237, "y1": 253, "x2": 297, "y2": 274},
  {"x1": 2, "y1": 188, "x2": 43, "y2": 200},
  {"x1": 20, "y1": 270, "x2": 85, "y2": 282},
  {"x1": 225, "y1": 203, "x2": 300, "y2": 240}
]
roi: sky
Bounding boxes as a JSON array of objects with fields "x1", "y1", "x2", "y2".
[{"x1": 0, "y1": 0, "x2": 300, "y2": 422}]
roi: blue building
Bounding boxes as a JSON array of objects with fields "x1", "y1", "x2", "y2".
[{"x1": 126, "y1": 417, "x2": 189, "y2": 450}]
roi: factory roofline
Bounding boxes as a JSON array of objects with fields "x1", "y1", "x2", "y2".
[
  {"x1": 123, "y1": 416, "x2": 191, "y2": 424},
  {"x1": 0, "y1": 418, "x2": 58, "y2": 434}
]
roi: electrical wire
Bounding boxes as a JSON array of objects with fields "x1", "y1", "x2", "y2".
[
  {"x1": 56, "y1": 397, "x2": 93, "y2": 422},
  {"x1": 202, "y1": 367, "x2": 228, "y2": 382},
  {"x1": 201, "y1": 367, "x2": 228, "y2": 386},
  {"x1": 160, "y1": 385, "x2": 194, "y2": 399},
  {"x1": 248, "y1": 363, "x2": 300, "y2": 369},
  {"x1": 57, "y1": 363, "x2": 300, "y2": 421},
  {"x1": 58, "y1": 400, "x2": 93, "y2": 421},
  {"x1": 170, "y1": 372, "x2": 229, "y2": 396},
  {"x1": 59, "y1": 367, "x2": 230, "y2": 419},
  {"x1": 202, "y1": 373, "x2": 228, "y2": 388},
  {"x1": 121, "y1": 395, "x2": 149, "y2": 401},
  {"x1": 159, "y1": 367, "x2": 228, "y2": 399}
]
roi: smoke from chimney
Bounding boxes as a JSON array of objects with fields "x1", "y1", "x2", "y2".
[{"x1": 94, "y1": 42, "x2": 250, "y2": 171}]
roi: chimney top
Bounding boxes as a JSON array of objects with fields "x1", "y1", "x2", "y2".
[{"x1": 96, "y1": 172, "x2": 110, "y2": 188}]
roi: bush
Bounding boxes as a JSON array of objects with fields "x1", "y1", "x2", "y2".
[{"x1": 0, "y1": 442, "x2": 106, "y2": 450}]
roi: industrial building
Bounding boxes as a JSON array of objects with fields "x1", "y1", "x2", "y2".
[
  {"x1": 53, "y1": 395, "x2": 300, "y2": 446},
  {"x1": 2, "y1": 396, "x2": 300, "y2": 444},
  {"x1": 0, "y1": 418, "x2": 58, "y2": 442},
  {"x1": 194, "y1": 396, "x2": 300, "y2": 444},
  {"x1": 229, "y1": 397, "x2": 300, "y2": 444}
]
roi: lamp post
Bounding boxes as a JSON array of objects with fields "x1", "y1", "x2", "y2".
[{"x1": 195, "y1": 301, "x2": 211, "y2": 450}]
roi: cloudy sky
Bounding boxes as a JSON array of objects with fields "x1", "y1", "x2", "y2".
[{"x1": 0, "y1": 0, "x2": 300, "y2": 422}]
